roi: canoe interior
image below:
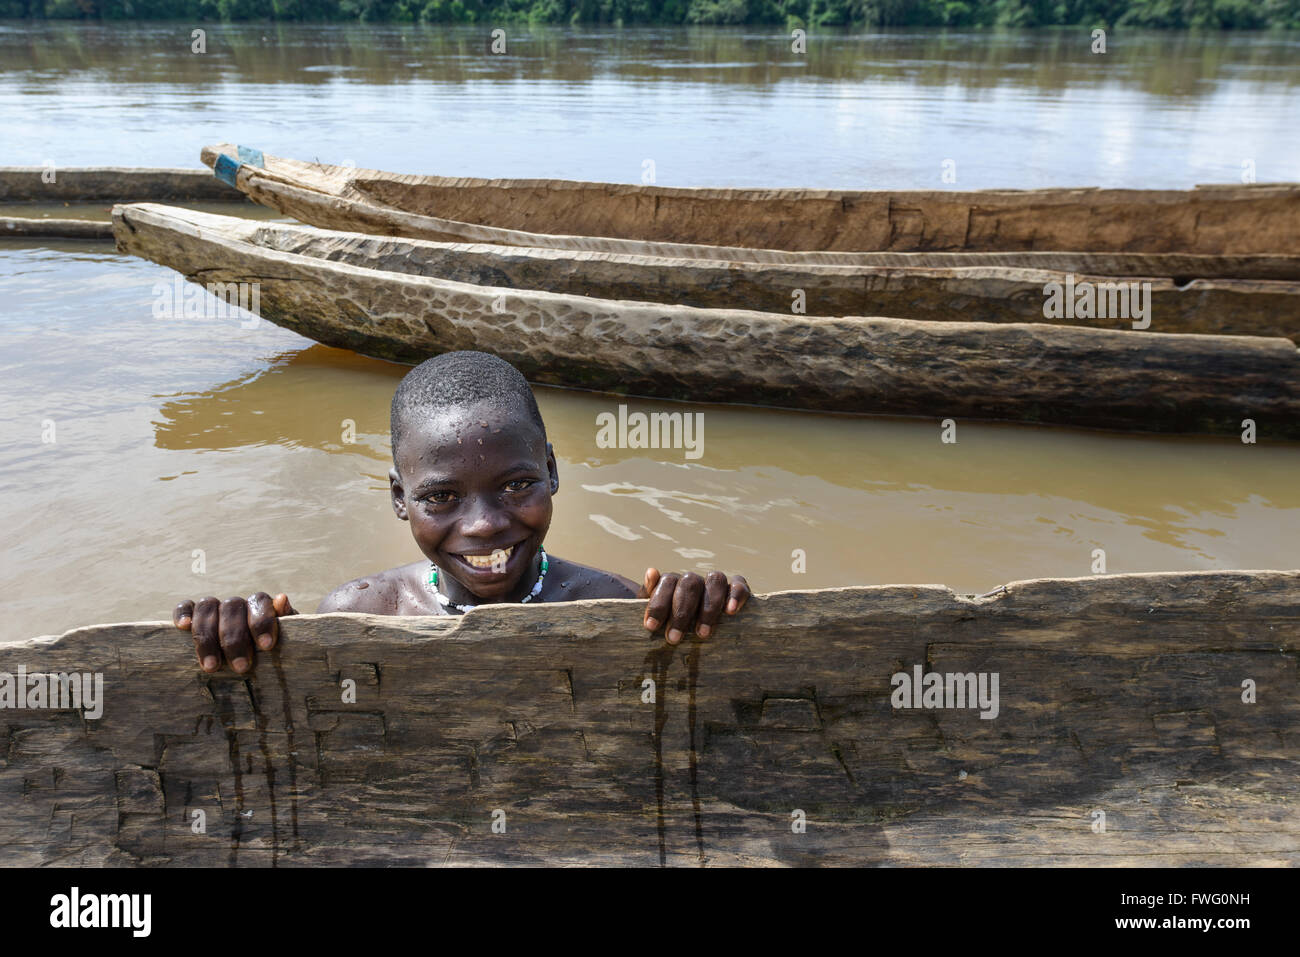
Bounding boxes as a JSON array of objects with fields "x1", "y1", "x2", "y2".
[
  {"x1": 4, "y1": 572, "x2": 1298, "y2": 866},
  {"x1": 243, "y1": 213, "x2": 1300, "y2": 340},
  {"x1": 203, "y1": 143, "x2": 1300, "y2": 255},
  {"x1": 265, "y1": 226, "x2": 1300, "y2": 281}
]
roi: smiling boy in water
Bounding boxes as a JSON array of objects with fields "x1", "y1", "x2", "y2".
[{"x1": 173, "y1": 351, "x2": 750, "y2": 672}]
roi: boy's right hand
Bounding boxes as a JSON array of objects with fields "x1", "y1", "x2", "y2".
[{"x1": 173, "y1": 593, "x2": 296, "y2": 674}]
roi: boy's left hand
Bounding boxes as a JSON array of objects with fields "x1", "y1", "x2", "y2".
[{"x1": 639, "y1": 568, "x2": 750, "y2": 645}]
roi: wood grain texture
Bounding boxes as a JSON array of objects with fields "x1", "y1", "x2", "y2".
[
  {"x1": 3, "y1": 571, "x2": 1297, "y2": 867},
  {"x1": 113, "y1": 203, "x2": 1300, "y2": 438},
  {"x1": 0, "y1": 167, "x2": 239, "y2": 203},
  {"x1": 202, "y1": 143, "x2": 1300, "y2": 255}
]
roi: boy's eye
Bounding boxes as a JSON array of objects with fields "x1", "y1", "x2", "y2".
[
  {"x1": 505, "y1": 479, "x2": 535, "y2": 493},
  {"x1": 424, "y1": 491, "x2": 457, "y2": 505}
]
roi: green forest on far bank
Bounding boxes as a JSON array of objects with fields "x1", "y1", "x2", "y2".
[{"x1": 3, "y1": 0, "x2": 1298, "y2": 29}]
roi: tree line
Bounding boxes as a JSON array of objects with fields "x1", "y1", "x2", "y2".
[{"x1": 4, "y1": 0, "x2": 1298, "y2": 29}]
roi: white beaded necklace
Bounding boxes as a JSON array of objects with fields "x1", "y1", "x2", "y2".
[{"x1": 426, "y1": 547, "x2": 548, "y2": 614}]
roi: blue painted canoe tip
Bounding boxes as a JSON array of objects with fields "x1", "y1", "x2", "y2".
[
  {"x1": 213, "y1": 153, "x2": 241, "y2": 187},
  {"x1": 236, "y1": 145, "x2": 265, "y2": 168}
]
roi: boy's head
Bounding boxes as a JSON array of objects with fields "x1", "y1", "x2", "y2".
[{"x1": 388, "y1": 351, "x2": 558, "y2": 603}]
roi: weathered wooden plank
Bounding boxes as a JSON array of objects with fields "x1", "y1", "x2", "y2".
[
  {"x1": 202, "y1": 143, "x2": 1300, "y2": 255},
  {"x1": 2, "y1": 571, "x2": 1297, "y2": 866},
  {"x1": 0, "y1": 166, "x2": 239, "y2": 203},
  {"x1": 112, "y1": 203, "x2": 1300, "y2": 437}
]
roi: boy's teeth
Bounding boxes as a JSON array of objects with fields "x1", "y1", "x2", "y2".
[{"x1": 462, "y1": 546, "x2": 513, "y2": 569}]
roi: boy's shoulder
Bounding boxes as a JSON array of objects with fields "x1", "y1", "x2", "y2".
[
  {"x1": 316, "y1": 562, "x2": 435, "y2": 615},
  {"x1": 545, "y1": 555, "x2": 640, "y2": 601}
]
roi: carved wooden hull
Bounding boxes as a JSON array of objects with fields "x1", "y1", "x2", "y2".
[
  {"x1": 4, "y1": 571, "x2": 1297, "y2": 866},
  {"x1": 111, "y1": 203, "x2": 1300, "y2": 437},
  {"x1": 201, "y1": 143, "x2": 1300, "y2": 256}
]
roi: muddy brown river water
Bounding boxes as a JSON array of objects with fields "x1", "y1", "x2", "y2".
[{"x1": 1, "y1": 23, "x2": 1297, "y2": 640}]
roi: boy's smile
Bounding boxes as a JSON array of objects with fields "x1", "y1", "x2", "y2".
[
  {"x1": 389, "y1": 398, "x2": 558, "y2": 607},
  {"x1": 458, "y1": 544, "x2": 515, "y2": 570},
  {"x1": 448, "y1": 540, "x2": 529, "y2": 580}
]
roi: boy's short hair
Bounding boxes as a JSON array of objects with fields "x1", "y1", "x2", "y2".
[{"x1": 390, "y1": 351, "x2": 547, "y2": 462}]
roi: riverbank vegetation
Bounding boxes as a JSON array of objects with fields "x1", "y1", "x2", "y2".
[{"x1": 3, "y1": 0, "x2": 1297, "y2": 30}]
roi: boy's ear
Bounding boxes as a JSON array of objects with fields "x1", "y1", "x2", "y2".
[
  {"x1": 546, "y1": 442, "x2": 559, "y2": 495},
  {"x1": 389, "y1": 467, "x2": 409, "y2": 521}
]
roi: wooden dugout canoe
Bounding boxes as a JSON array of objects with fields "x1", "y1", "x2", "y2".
[
  {"x1": 113, "y1": 203, "x2": 1300, "y2": 438},
  {"x1": 0, "y1": 166, "x2": 239, "y2": 203},
  {"x1": 0, "y1": 165, "x2": 241, "y2": 239},
  {"x1": 1, "y1": 216, "x2": 113, "y2": 240},
  {"x1": 202, "y1": 143, "x2": 1300, "y2": 256},
  {"x1": 4, "y1": 571, "x2": 1299, "y2": 866},
  {"x1": 167, "y1": 207, "x2": 1300, "y2": 340}
]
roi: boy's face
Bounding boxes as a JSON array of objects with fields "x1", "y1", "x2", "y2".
[{"x1": 389, "y1": 398, "x2": 557, "y2": 602}]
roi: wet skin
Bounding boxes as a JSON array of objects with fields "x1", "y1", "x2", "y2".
[{"x1": 174, "y1": 398, "x2": 749, "y2": 673}]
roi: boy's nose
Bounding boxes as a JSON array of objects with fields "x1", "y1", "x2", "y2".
[{"x1": 458, "y1": 499, "x2": 511, "y2": 538}]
